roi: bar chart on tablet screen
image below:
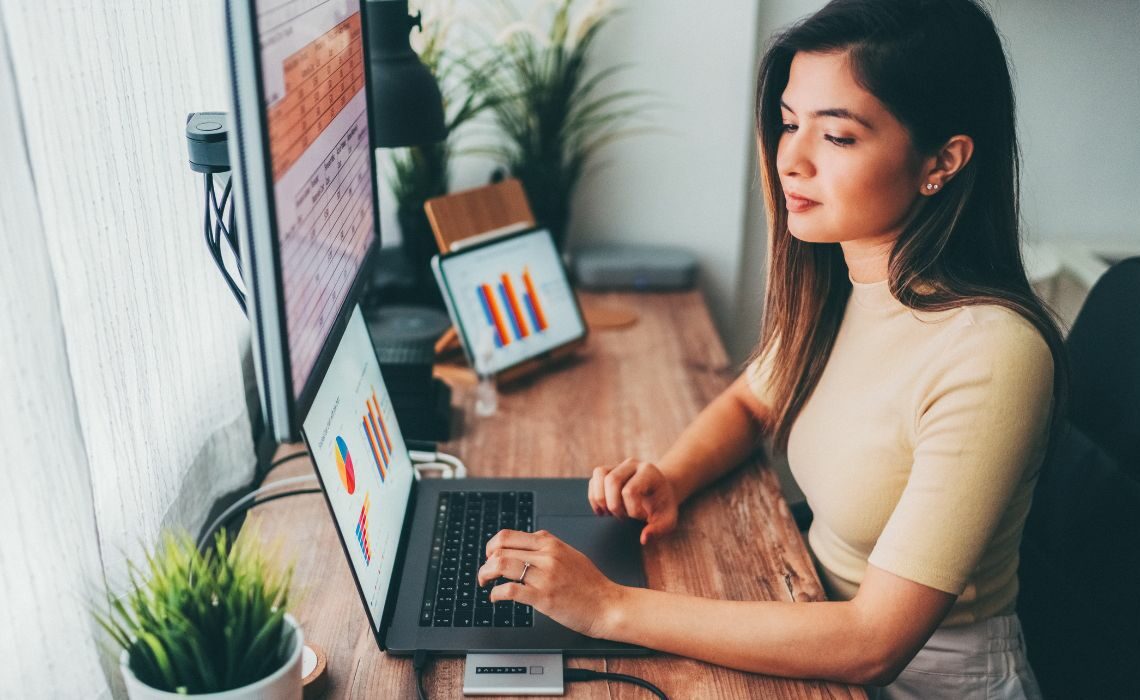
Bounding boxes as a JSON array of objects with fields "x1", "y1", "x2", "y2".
[{"x1": 258, "y1": 0, "x2": 375, "y2": 397}]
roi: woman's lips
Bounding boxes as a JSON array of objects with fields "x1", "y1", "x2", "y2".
[{"x1": 785, "y1": 192, "x2": 820, "y2": 213}]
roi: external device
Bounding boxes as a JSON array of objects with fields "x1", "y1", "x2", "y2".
[
  {"x1": 225, "y1": 0, "x2": 647, "y2": 660},
  {"x1": 572, "y1": 244, "x2": 698, "y2": 291},
  {"x1": 431, "y1": 228, "x2": 588, "y2": 379}
]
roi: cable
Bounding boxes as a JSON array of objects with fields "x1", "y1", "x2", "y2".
[
  {"x1": 409, "y1": 450, "x2": 468, "y2": 480},
  {"x1": 413, "y1": 650, "x2": 430, "y2": 700},
  {"x1": 270, "y1": 450, "x2": 309, "y2": 470},
  {"x1": 201, "y1": 172, "x2": 247, "y2": 315},
  {"x1": 198, "y1": 474, "x2": 319, "y2": 550},
  {"x1": 565, "y1": 667, "x2": 668, "y2": 699}
]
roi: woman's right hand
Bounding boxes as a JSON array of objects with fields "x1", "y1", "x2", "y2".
[{"x1": 588, "y1": 458, "x2": 679, "y2": 545}]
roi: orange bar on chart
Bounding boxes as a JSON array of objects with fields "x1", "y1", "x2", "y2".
[
  {"x1": 363, "y1": 413, "x2": 386, "y2": 481},
  {"x1": 501, "y1": 274, "x2": 529, "y2": 338},
  {"x1": 367, "y1": 397, "x2": 389, "y2": 466},
  {"x1": 522, "y1": 269, "x2": 548, "y2": 331},
  {"x1": 372, "y1": 390, "x2": 393, "y2": 454},
  {"x1": 482, "y1": 283, "x2": 511, "y2": 347}
]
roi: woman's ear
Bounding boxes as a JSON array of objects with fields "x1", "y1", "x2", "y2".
[{"x1": 919, "y1": 135, "x2": 974, "y2": 196}]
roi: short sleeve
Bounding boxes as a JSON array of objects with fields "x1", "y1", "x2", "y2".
[
  {"x1": 868, "y1": 318, "x2": 1055, "y2": 595},
  {"x1": 745, "y1": 339, "x2": 779, "y2": 408}
]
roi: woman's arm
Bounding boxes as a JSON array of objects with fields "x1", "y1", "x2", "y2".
[
  {"x1": 655, "y1": 371, "x2": 773, "y2": 504},
  {"x1": 601, "y1": 563, "x2": 954, "y2": 686},
  {"x1": 479, "y1": 528, "x2": 956, "y2": 687}
]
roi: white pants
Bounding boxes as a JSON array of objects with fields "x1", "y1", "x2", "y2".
[{"x1": 869, "y1": 614, "x2": 1043, "y2": 700}]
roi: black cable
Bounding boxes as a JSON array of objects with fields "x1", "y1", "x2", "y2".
[
  {"x1": 203, "y1": 488, "x2": 322, "y2": 549},
  {"x1": 201, "y1": 172, "x2": 247, "y2": 315},
  {"x1": 413, "y1": 650, "x2": 430, "y2": 700},
  {"x1": 565, "y1": 667, "x2": 668, "y2": 699},
  {"x1": 270, "y1": 450, "x2": 310, "y2": 470}
]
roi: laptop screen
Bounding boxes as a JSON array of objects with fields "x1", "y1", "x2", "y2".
[
  {"x1": 301, "y1": 306, "x2": 413, "y2": 633},
  {"x1": 437, "y1": 228, "x2": 586, "y2": 375}
]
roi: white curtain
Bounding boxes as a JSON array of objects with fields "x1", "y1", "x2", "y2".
[{"x1": 0, "y1": 2, "x2": 256, "y2": 697}]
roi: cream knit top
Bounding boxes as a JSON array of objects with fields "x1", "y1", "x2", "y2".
[{"x1": 748, "y1": 275, "x2": 1054, "y2": 626}]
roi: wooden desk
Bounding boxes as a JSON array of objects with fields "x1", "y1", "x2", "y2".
[{"x1": 248, "y1": 290, "x2": 865, "y2": 699}]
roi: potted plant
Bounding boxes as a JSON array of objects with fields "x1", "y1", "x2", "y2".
[
  {"x1": 388, "y1": 0, "x2": 500, "y2": 299},
  {"x1": 94, "y1": 529, "x2": 302, "y2": 699},
  {"x1": 479, "y1": 0, "x2": 648, "y2": 250}
]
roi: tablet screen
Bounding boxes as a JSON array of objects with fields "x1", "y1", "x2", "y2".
[{"x1": 437, "y1": 229, "x2": 585, "y2": 375}]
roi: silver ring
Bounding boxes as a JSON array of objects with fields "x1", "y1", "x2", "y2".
[{"x1": 518, "y1": 560, "x2": 531, "y2": 585}]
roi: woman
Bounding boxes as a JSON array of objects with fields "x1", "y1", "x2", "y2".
[{"x1": 477, "y1": 0, "x2": 1065, "y2": 695}]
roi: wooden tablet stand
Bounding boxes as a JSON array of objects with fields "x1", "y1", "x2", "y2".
[{"x1": 424, "y1": 179, "x2": 587, "y2": 384}]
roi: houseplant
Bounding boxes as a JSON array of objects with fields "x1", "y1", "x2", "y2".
[
  {"x1": 479, "y1": 0, "x2": 647, "y2": 250},
  {"x1": 95, "y1": 529, "x2": 301, "y2": 699}
]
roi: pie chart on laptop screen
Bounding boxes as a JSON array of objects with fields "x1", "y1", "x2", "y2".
[{"x1": 335, "y1": 435, "x2": 355, "y2": 494}]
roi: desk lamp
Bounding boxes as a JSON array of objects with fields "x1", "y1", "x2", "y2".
[{"x1": 366, "y1": 0, "x2": 446, "y2": 147}]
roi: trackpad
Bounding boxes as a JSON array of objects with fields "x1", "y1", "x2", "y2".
[{"x1": 538, "y1": 515, "x2": 646, "y2": 588}]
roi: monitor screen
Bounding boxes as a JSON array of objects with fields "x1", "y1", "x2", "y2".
[
  {"x1": 258, "y1": 0, "x2": 375, "y2": 398},
  {"x1": 301, "y1": 306, "x2": 413, "y2": 634},
  {"x1": 227, "y1": 0, "x2": 379, "y2": 439},
  {"x1": 436, "y1": 228, "x2": 586, "y2": 375}
]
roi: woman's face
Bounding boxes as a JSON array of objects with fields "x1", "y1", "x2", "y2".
[{"x1": 777, "y1": 51, "x2": 927, "y2": 245}]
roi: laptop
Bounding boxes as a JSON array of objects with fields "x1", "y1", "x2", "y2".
[{"x1": 300, "y1": 306, "x2": 647, "y2": 654}]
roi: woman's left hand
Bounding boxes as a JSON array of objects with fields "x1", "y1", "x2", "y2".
[{"x1": 478, "y1": 529, "x2": 626, "y2": 639}]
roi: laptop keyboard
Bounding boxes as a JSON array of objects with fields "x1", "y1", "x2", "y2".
[{"x1": 419, "y1": 491, "x2": 535, "y2": 628}]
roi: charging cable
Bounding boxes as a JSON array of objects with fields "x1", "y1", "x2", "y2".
[
  {"x1": 409, "y1": 449, "x2": 467, "y2": 480},
  {"x1": 565, "y1": 667, "x2": 668, "y2": 698}
]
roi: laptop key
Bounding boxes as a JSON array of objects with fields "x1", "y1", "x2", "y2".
[
  {"x1": 494, "y1": 605, "x2": 515, "y2": 627},
  {"x1": 474, "y1": 608, "x2": 493, "y2": 626},
  {"x1": 514, "y1": 604, "x2": 533, "y2": 627}
]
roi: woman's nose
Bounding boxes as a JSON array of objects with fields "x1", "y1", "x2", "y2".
[{"x1": 777, "y1": 130, "x2": 814, "y2": 180}]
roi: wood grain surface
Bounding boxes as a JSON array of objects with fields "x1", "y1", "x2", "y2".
[{"x1": 246, "y1": 290, "x2": 865, "y2": 699}]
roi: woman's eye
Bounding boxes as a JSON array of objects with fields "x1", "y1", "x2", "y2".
[
  {"x1": 825, "y1": 134, "x2": 855, "y2": 146},
  {"x1": 780, "y1": 123, "x2": 798, "y2": 134}
]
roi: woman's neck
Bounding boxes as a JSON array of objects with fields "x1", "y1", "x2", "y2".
[{"x1": 840, "y1": 234, "x2": 896, "y2": 284}]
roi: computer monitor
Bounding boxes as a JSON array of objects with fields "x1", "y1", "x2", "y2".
[{"x1": 226, "y1": 0, "x2": 380, "y2": 441}]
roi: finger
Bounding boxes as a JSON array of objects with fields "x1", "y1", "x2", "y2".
[
  {"x1": 621, "y1": 470, "x2": 657, "y2": 520},
  {"x1": 641, "y1": 509, "x2": 677, "y2": 545},
  {"x1": 604, "y1": 462, "x2": 638, "y2": 518},
  {"x1": 588, "y1": 466, "x2": 610, "y2": 515},
  {"x1": 485, "y1": 528, "x2": 542, "y2": 557},
  {"x1": 489, "y1": 580, "x2": 537, "y2": 606},
  {"x1": 477, "y1": 552, "x2": 545, "y2": 587}
]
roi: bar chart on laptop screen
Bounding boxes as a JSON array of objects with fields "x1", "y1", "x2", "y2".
[{"x1": 258, "y1": 0, "x2": 375, "y2": 397}]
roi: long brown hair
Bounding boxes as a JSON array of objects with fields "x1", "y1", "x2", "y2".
[{"x1": 753, "y1": 0, "x2": 1068, "y2": 454}]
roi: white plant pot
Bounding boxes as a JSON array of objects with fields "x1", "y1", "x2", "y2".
[{"x1": 119, "y1": 613, "x2": 304, "y2": 700}]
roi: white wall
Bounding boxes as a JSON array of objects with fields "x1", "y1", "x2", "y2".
[{"x1": 992, "y1": 0, "x2": 1140, "y2": 252}]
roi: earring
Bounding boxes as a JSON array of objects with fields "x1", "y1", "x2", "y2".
[{"x1": 925, "y1": 183, "x2": 940, "y2": 192}]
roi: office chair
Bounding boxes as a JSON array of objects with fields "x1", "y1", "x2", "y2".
[
  {"x1": 1063, "y1": 256, "x2": 1140, "y2": 474},
  {"x1": 1018, "y1": 256, "x2": 1140, "y2": 699}
]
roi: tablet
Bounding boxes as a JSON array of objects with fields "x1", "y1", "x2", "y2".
[{"x1": 431, "y1": 228, "x2": 587, "y2": 376}]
